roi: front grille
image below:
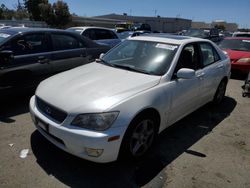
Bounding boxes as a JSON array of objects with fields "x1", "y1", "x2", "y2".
[{"x1": 36, "y1": 96, "x2": 67, "y2": 123}]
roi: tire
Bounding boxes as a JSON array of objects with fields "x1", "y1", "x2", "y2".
[
  {"x1": 120, "y1": 113, "x2": 158, "y2": 160},
  {"x1": 213, "y1": 80, "x2": 227, "y2": 105}
]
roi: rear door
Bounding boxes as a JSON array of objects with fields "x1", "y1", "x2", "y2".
[
  {"x1": 50, "y1": 32, "x2": 88, "y2": 73},
  {"x1": 198, "y1": 42, "x2": 224, "y2": 103},
  {"x1": 0, "y1": 32, "x2": 51, "y2": 88}
]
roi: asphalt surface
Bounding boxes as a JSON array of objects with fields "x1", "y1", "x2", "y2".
[{"x1": 0, "y1": 78, "x2": 249, "y2": 188}]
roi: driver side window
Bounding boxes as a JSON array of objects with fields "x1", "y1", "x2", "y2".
[{"x1": 173, "y1": 43, "x2": 199, "y2": 77}]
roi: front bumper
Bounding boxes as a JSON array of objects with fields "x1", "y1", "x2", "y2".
[{"x1": 29, "y1": 96, "x2": 126, "y2": 163}]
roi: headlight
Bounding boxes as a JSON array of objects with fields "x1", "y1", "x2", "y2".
[
  {"x1": 71, "y1": 112, "x2": 119, "y2": 131},
  {"x1": 237, "y1": 58, "x2": 250, "y2": 63}
]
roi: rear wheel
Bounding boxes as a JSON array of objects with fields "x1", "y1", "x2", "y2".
[
  {"x1": 120, "y1": 114, "x2": 158, "y2": 160},
  {"x1": 213, "y1": 80, "x2": 227, "y2": 104}
]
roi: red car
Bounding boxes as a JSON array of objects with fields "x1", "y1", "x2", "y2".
[{"x1": 219, "y1": 37, "x2": 250, "y2": 74}]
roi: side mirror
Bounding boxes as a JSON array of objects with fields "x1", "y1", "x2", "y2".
[
  {"x1": 0, "y1": 50, "x2": 14, "y2": 64},
  {"x1": 177, "y1": 68, "x2": 195, "y2": 79}
]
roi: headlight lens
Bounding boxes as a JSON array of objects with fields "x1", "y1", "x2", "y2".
[
  {"x1": 237, "y1": 58, "x2": 250, "y2": 63},
  {"x1": 71, "y1": 112, "x2": 119, "y2": 131}
]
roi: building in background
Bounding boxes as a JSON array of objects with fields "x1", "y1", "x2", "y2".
[{"x1": 94, "y1": 14, "x2": 191, "y2": 33}]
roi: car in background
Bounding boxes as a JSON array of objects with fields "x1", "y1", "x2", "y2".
[
  {"x1": 117, "y1": 30, "x2": 151, "y2": 41},
  {"x1": 232, "y1": 32, "x2": 250, "y2": 38},
  {"x1": 30, "y1": 34, "x2": 230, "y2": 163},
  {"x1": 219, "y1": 37, "x2": 250, "y2": 74},
  {"x1": 132, "y1": 23, "x2": 151, "y2": 31},
  {"x1": 67, "y1": 27, "x2": 121, "y2": 48},
  {"x1": 0, "y1": 27, "x2": 110, "y2": 96},
  {"x1": 184, "y1": 28, "x2": 221, "y2": 43}
]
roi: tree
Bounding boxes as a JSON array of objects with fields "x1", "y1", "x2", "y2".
[
  {"x1": 24, "y1": 0, "x2": 71, "y2": 28},
  {"x1": 39, "y1": 3, "x2": 54, "y2": 25},
  {"x1": 13, "y1": 1, "x2": 29, "y2": 20},
  {"x1": 24, "y1": 0, "x2": 48, "y2": 20},
  {"x1": 52, "y1": 1, "x2": 71, "y2": 28},
  {"x1": 0, "y1": 4, "x2": 15, "y2": 20}
]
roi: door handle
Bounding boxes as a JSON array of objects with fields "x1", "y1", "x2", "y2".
[
  {"x1": 197, "y1": 72, "x2": 205, "y2": 79},
  {"x1": 197, "y1": 73, "x2": 205, "y2": 77},
  {"x1": 217, "y1": 64, "x2": 223, "y2": 69},
  {"x1": 38, "y1": 56, "x2": 49, "y2": 64}
]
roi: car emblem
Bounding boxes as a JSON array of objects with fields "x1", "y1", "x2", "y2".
[{"x1": 45, "y1": 106, "x2": 52, "y2": 114}]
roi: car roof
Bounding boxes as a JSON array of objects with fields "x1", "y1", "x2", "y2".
[
  {"x1": 0, "y1": 27, "x2": 66, "y2": 35},
  {"x1": 129, "y1": 34, "x2": 209, "y2": 45},
  {"x1": 68, "y1": 26, "x2": 114, "y2": 31}
]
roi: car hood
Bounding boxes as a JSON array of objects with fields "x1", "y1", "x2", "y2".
[
  {"x1": 36, "y1": 62, "x2": 161, "y2": 113},
  {"x1": 224, "y1": 49, "x2": 250, "y2": 62}
]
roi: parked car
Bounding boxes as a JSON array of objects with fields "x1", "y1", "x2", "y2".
[
  {"x1": 117, "y1": 30, "x2": 151, "y2": 41},
  {"x1": 30, "y1": 34, "x2": 230, "y2": 163},
  {"x1": 0, "y1": 27, "x2": 110, "y2": 96},
  {"x1": 219, "y1": 37, "x2": 250, "y2": 74},
  {"x1": 184, "y1": 28, "x2": 221, "y2": 43},
  {"x1": 132, "y1": 23, "x2": 151, "y2": 31},
  {"x1": 232, "y1": 32, "x2": 250, "y2": 38},
  {"x1": 66, "y1": 27, "x2": 121, "y2": 48}
]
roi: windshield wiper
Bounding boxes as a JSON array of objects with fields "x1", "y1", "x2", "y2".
[{"x1": 112, "y1": 64, "x2": 154, "y2": 75}]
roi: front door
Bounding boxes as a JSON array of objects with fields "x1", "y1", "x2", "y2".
[
  {"x1": 0, "y1": 32, "x2": 51, "y2": 88},
  {"x1": 167, "y1": 43, "x2": 203, "y2": 125}
]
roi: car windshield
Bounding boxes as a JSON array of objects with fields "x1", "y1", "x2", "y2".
[
  {"x1": 0, "y1": 32, "x2": 12, "y2": 45},
  {"x1": 101, "y1": 40, "x2": 178, "y2": 75},
  {"x1": 219, "y1": 39, "x2": 250, "y2": 51}
]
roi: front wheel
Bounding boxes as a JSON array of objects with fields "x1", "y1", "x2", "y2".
[
  {"x1": 213, "y1": 80, "x2": 227, "y2": 105},
  {"x1": 120, "y1": 114, "x2": 158, "y2": 160}
]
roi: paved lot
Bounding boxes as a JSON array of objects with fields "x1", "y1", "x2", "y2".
[{"x1": 0, "y1": 78, "x2": 249, "y2": 188}]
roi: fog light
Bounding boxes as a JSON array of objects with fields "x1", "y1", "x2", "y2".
[{"x1": 84, "y1": 147, "x2": 103, "y2": 157}]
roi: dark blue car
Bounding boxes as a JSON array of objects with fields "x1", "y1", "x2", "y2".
[{"x1": 0, "y1": 27, "x2": 110, "y2": 96}]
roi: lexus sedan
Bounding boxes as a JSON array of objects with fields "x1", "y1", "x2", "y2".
[
  {"x1": 0, "y1": 27, "x2": 110, "y2": 96},
  {"x1": 30, "y1": 34, "x2": 231, "y2": 163},
  {"x1": 219, "y1": 37, "x2": 250, "y2": 74}
]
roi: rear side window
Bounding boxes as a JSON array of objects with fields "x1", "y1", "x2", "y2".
[
  {"x1": 11, "y1": 33, "x2": 48, "y2": 55},
  {"x1": 200, "y1": 43, "x2": 220, "y2": 67},
  {"x1": 83, "y1": 29, "x2": 117, "y2": 40},
  {"x1": 51, "y1": 34, "x2": 79, "y2": 51}
]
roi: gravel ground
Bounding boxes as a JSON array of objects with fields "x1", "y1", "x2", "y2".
[{"x1": 0, "y1": 78, "x2": 249, "y2": 188}]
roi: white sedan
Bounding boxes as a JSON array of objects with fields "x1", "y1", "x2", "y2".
[{"x1": 29, "y1": 34, "x2": 230, "y2": 163}]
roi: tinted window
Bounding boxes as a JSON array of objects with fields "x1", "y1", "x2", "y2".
[
  {"x1": 200, "y1": 43, "x2": 220, "y2": 66},
  {"x1": 11, "y1": 33, "x2": 48, "y2": 55},
  {"x1": 175, "y1": 43, "x2": 200, "y2": 73},
  {"x1": 51, "y1": 34, "x2": 79, "y2": 51},
  {"x1": 94, "y1": 29, "x2": 117, "y2": 40}
]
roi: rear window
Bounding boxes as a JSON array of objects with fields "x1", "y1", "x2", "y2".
[{"x1": 83, "y1": 29, "x2": 118, "y2": 40}]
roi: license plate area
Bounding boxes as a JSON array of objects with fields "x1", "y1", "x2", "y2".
[{"x1": 36, "y1": 117, "x2": 49, "y2": 132}]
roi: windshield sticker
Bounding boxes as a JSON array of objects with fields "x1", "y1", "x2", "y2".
[
  {"x1": 243, "y1": 40, "x2": 250, "y2": 43},
  {"x1": 155, "y1": 43, "x2": 178, "y2": 50},
  {"x1": 0, "y1": 33, "x2": 10, "y2": 38}
]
